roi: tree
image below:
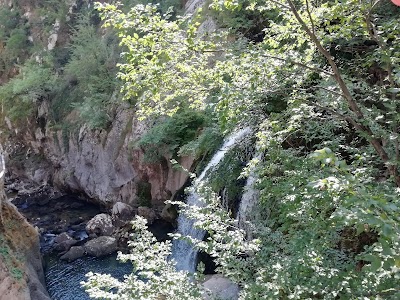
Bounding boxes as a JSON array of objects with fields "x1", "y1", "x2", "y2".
[
  {"x1": 95, "y1": 3, "x2": 225, "y2": 119},
  {"x1": 210, "y1": 0, "x2": 400, "y2": 186}
]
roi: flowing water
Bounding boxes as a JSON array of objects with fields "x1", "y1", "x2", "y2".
[
  {"x1": 172, "y1": 128, "x2": 250, "y2": 272},
  {"x1": 237, "y1": 153, "x2": 261, "y2": 238}
]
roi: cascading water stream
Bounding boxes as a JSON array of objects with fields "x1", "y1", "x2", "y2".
[
  {"x1": 172, "y1": 128, "x2": 250, "y2": 272},
  {"x1": 237, "y1": 153, "x2": 261, "y2": 239}
]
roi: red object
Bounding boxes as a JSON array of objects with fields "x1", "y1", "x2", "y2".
[{"x1": 391, "y1": 0, "x2": 400, "y2": 6}]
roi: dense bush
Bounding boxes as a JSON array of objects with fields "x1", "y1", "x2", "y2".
[
  {"x1": 0, "y1": 4, "x2": 120, "y2": 130},
  {"x1": 137, "y1": 110, "x2": 211, "y2": 162},
  {"x1": 0, "y1": 7, "x2": 30, "y2": 74},
  {"x1": 60, "y1": 14, "x2": 119, "y2": 128},
  {"x1": 0, "y1": 60, "x2": 55, "y2": 122}
]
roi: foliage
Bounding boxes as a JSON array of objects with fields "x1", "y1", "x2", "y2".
[
  {"x1": 136, "y1": 181, "x2": 152, "y2": 207},
  {"x1": 83, "y1": 216, "x2": 203, "y2": 300},
  {"x1": 122, "y1": 0, "x2": 183, "y2": 16},
  {"x1": 96, "y1": 3, "x2": 224, "y2": 119},
  {"x1": 0, "y1": 7, "x2": 21, "y2": 40},
  {"x1": 0, "y1": 60, "x2": 55, "y2": 122},
  {"x1": 0, "y1": 235, "x2": 24, "y2": 281},
  {"x1": 37, "y1": 0, "x2": 69, "y2": 28},
  {"x1": 201, "y1": 0, "x2": 269, "y2": 42},
  {"x1": 170, "y1": 183, "x2": 259, "y2": 281},
  {"x1": 178, "y1": 126, "x2": 223, "y2": 158},
  {"x1": 0, "y1": 7, "x2": 30, "y2": 73},
  {"x1": 178, "y1": 125, "x2": 224, "y2": 173},
  {"x1": 4, "y1": 27, "x2": 28, "y2": 54},
  {"x1": 62, "y1": 13, "x2": 119, "y2": 128},
  {"x1": 137, "y1": 110, "x2": 209, "y2": 163},
  {"x1": 249, "y1": 116, "x2": 400, "y2": 298},
  {"x1": 99, "y1": 0, "x2": 400, "y2": 181},
  {"x1": 0, "y1": 4, "x2": 122, "y2": 131}
]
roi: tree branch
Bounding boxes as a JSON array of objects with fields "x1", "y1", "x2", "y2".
[
  {"x1": 305, "y1": 0, "x2": 316, "y2": 36},
  {"x1": 260, "y1": 54, "x2": 333, "y2": 76},
  {"x1": 305, "y1": 99, "x2": 362, "y2": 130},
  {"x1": 199, "y1": 50, "x2": 334, "y2": 76},
  {"x1": 364, "y1": 5, "x2": 395, "y2": 87},
  {"x1": 314, "y1": 86, "x2": 345, "y2": 98},
  {"x1": 285, "y1": 0, "x2": 400, "y2": 186}
]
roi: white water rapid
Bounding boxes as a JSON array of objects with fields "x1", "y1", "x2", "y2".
[{"x1": 172, "y1": 128, "x2": 250, "y2": 272}]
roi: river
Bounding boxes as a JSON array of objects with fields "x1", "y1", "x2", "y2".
[{"x1": 45, "y1": 253, "x2": 132, "y2": 300}]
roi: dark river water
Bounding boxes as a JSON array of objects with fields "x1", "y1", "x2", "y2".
[{"x1": 44, "y1": 253, "x2": 132, "y2": 300}]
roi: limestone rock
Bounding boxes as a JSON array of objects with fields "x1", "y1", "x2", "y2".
[
  {"x1": 160, "y1": 203, "x2": 177, "y2": 224},
  {"x1": 137, "y1": 206, "x2": 156, "y2": 224},
  {"x1": 54, "y1": 232, "x2": 72, "y2": 244},
  {"x1": 112, "y1": 202, "x2": 134, "y2": 226},
  {"x1": 202, "y1": 274, "x2": 239, "y2": 300},
  {"x1": 86, "y1": 213, "x2": 114, "y2": 236},
  {"x1": 7, "y1": 103, "x2": 195, "y2": 211},
  {"x1": 53, "y1": 232, "x2": 77, "y2": 252},
  {"x1": 47, "y1": 19, "x2": 60, "y2": 50},
  {"x1": 84, "y1": 236, "x2": 117, "y2": 257},
  {"x1": 185, "y1": 0, "x2": 207, "y2": 14},
  {"x1": 0, "y1": 192, "x2": 50, "y2": 299},
  {"x1": 33, "y1": 168, "x2": 50, "y2": 184},
  {"x1": 60, "y1": 246, "x2": 86, "y2": 262}
]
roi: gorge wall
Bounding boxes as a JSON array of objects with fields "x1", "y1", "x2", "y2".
[
  {"x1": 6, "y1": 102, "x2": 194, "y2": 209},
  {"x1": 0, "y1": 154, "x2": 49, "y2": 300}
]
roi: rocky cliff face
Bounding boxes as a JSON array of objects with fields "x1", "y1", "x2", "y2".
[
  {"x1": 0, "y1": 154, "x2": 50, "y2": 300},
  {"x1": 6, "y1": 102, "x2": 195, "y2": 209},
  {"x1": 0, "y1": 202, "x2": 50, "y2": 300}
]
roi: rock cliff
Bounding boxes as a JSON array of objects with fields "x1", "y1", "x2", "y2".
[
  {"x1": 6, "y1": 102, "x2": 195, "y2": 209},
  {"x1": 0, "y1": 153, "x2": 50, "y2": 300}
]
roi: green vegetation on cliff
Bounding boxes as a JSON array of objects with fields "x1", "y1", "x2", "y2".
[{"x1": 0, "y1": 3, "x2": 120, "y2": 130}]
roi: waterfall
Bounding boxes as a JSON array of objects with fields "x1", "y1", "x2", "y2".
[
  {"x1": 172, "y1": 128, "x2": 250, "y2": 272},
  {"x1": 237, "y1": 153, "x2": 261, "y2": 238}
]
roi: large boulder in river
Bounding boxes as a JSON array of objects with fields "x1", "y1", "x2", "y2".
[
  {"x1": 60, "y1": 246, "x2": 86, "y2": 262},
  {"x1": 202, "y1": 274, "x2": 239, "y2": 300},
  {"x1": 112, "y1": 202, "x2": 134, "y2": 227},
  {"x1": 53, "y1": 232, "x2": 78, "y2": 252},
  {"x1": 137, "y1": 206, "x2": 156, "y2": 224},
  {"x1": 86, "y1": 213, "x2": 114, "y2": 236},
  {"x1": 84, "y1": 236, "x2": 118, "y2": 257}
]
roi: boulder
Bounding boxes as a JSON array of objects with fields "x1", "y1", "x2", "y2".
[
  {"x1": 53, "y1": 232, "x2": 77, "y2": 252},
  {"x1": 84, "y1": 236, "x2": 118, "y2": 257},
  {"x1": 86, "y1": 213, "x2": 114, "y2": 236},
  {"x1": 137, "y1": 206, "x2": 156, "y2": 225},
  {"x1": 54, "y1": 232, "x2": 72, "y2": 245},
  {"x1": 60, "y1": 246, "x2": 86, "y2": 262},
  {"x1": 112, "y1": 202, "x2": 134, "y2": 227},
  {"x1": 160, "y1": 203, "x2": 177, "y2": 224},
  {"x1": 202, "y1": 274, "x2": 239, "y2": 300}
]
